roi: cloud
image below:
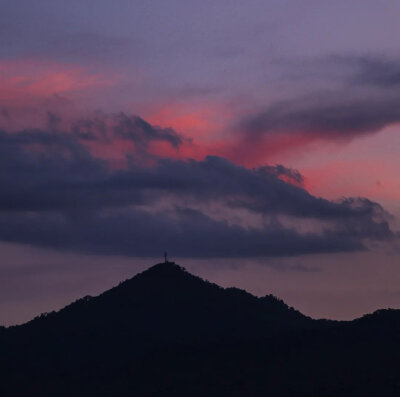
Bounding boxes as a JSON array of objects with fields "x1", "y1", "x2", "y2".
[
  {"x1": 232, "y1": 55, "x2": 400, "y2": 164},
  {"x1": 0, "y1": 207, "x2": 373, "y2": 258},
  {"x1": 0, "y1": 120, "x2": 394, "y2": 258},
  {"x1": 346, "y1": 55, "x2": 400, "y2": 88},
  {"x1": 240, "y1": 92, "x2": 400, "y2": 139},
  {"x1": 71, "y1": 112, "x2": 185, "y2": 149}
]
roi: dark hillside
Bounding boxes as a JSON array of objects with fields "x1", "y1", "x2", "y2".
[{"x1": 2, "y1": 262, "x2": 400, "y2": 396}]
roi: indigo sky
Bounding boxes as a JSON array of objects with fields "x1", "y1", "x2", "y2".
[{"x1": 2, "y1": 1, "x2": 400, "y2": 325}]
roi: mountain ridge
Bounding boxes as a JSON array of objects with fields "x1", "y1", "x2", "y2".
[
  {"x1": 6, "y1": 261, "x2": 311, "y2": 330},
  {"x1": 3, "y1": 261, "x2": 400, "y2": 396},
  {"x1": 5, "y1": 261, "x2": 396, "y2": 330}
]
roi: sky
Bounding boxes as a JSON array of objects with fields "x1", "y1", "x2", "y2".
[{"x1": 2, "y1": 0, "x2": 400, "y2": 325}]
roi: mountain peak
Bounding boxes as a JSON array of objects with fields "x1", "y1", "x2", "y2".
[
  {"x1": 100, "y1": 260, "x2": 209, "y2": 302},
  {"x1": 142, "y1": 261, "x2": 187, "y2": 275},
  {"x1": 128, "y1": 261, "x2": 195, "y2": 284}
]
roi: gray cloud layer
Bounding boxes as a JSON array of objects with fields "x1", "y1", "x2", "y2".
[
  {"x1": 0, "y1": 115, "x2": 394, "y2": 258},
  {"x1": 240, "y1": 56, "x2": 400, "y2": 141}
]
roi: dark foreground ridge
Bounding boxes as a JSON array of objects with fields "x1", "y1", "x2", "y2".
[{"x1": 2, "y1": 262, "x2": 400, "y2": 396}]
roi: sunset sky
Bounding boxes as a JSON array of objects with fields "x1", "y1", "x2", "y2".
[{"x1": 2, "y1": 0, "x2": 400, "y2": 325}]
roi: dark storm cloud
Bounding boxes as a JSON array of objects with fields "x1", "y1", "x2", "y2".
[
  {"x1": 260, "y1": 165, "x2": 304, "y2": 186},
  {"x1": 240, "y1": 94, "x2": 400, "y2": 138},
  {"x1": 0, "y1": 128, "x2": 142, "y2": 212},
  {"x1": 349, "y1": 55, "x2": 400, "y2": 87},
  {"x1": 0, "y1": 120, "x2": 394, "y2": 258},
  {"x1": 240, "y1": 55, "x2": 400, "y2": 140},
  {"x1": 0, "y1": 131, "x2": 386, "y2": 222},
  {"x1": 114, "y1": 113, "x2": 184, "y2": 148},
  {"x1": 132, "y1": 156, "x2": 387, "y2": 221},
  {"x1": 0, "y1": 207, "x2": 372, "y2": 258},
  {"x1": 70, "y1": 112, "x2": 184, "y2": 148}
]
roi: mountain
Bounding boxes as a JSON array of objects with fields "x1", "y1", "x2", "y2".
[{"x1": 2, "y1": 262, "x2": 400, "y2": 396}]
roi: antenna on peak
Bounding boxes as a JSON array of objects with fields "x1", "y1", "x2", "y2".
[{"x1": 164, "y1": 251, "x2": 168, "y2": 263}]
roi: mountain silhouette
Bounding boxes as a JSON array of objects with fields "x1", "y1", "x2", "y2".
[{"x1": 2, "y1": 262, "x2": 400, "y2": 396}]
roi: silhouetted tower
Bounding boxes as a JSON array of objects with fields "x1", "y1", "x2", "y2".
[{"x1": 164, "y1": 251, "x2": 168, "y2": 263}]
